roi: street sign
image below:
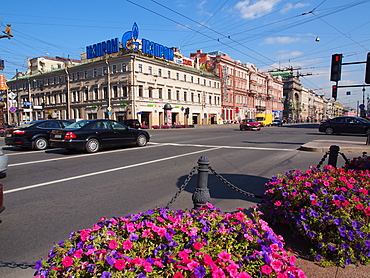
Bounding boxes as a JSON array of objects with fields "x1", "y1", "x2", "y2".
[
  {"x1": 346, "y1": 91, "x2": 351, "y2": 95},
  {"x1": 9, "y1": 106, "x2": 16, "y2": 113},
  {"x1": 8, "y1": 92, "x2": 16, "y2": 99},
  {"x1": 23, "y1": 101, "x2": 32, "y2": 106},
  {"x1": 359, "y1": 104, "x2": 365, "y2": 109}
]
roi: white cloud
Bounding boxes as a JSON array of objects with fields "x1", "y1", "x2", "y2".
[
  {"x1": 235, "y1": 0, "x2": 281, "y2": 19},
  {"x1": 262, "y1": 36, "x2": 302, "y2": 44},
  {"x1": 280, "y1": 2, "x2": 310, "y2": 14},
  {"x1": 277, "y1": 51, "x2": 303, "y2": 60}
]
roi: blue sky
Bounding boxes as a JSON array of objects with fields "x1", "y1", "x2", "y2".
[{"x1": 1, "y1": 0, "x2": 369, "y2": 109}]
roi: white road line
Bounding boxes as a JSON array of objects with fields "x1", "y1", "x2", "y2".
[
  {"x1": 7, "y1": 143, "x2": 294, "y2": 167},
  {"x1": 7, "y1": 143, "x2": 164, "y2": 167},
  {"x1": 4, "y1": 147, "x2": 222, "y2": 194}
]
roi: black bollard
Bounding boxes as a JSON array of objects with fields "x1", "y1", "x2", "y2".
[
  {"x1": 367, "y1": 133, "x2": 370, "y2": 145},
  {"x1": 192, "y1": 156, "x2": 211, "y2": 210},
  {"x1": 328, "y1": 145, "x2": 340, "y2": 167}
]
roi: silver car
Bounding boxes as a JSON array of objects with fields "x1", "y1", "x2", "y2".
[{"x1": 0, "y1": 149, "x2": 8, "y2": 173}]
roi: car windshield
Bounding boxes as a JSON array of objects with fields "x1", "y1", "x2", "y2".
[
  {"x1": 245, "y1": 119, "x2": 257, "y2": 123},
  {"x1": 65, "y1": 120, "x2": 92, "y2": 129}
]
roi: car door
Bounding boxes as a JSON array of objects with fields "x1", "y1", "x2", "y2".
[
  {"x1": 109, "y1": 121, "x2": 136, "y2": 146},
  {"x1": 90, "y1": 121, "x2": 115, "y2": 147},
  {"x1": 331, "y1": 117, "x2": 346, "y2": 133}
]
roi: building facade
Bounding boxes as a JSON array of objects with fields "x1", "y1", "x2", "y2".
[
  {"x1": 190, "y1": 50, "x2": 284, "y2": 123},
  {"x1": 5, "y1": 52, "x2": 223, "y2": 127}
]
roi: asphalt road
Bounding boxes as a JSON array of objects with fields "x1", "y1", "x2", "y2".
[{"x1": 0, "y1": 123, "x2": 367, "y2": 277}]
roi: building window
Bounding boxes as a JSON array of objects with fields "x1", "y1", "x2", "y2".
[
  {"x1": 93, "y1": 69, "x2": 97, "y2": 77},
  {"x1": 94, "y1": 88, "x2": 99, "y2": 99},
  {"x1": 84, "y1": 71, "x2": 88, "y2": 78},
  {"x1": 77, "y1": 72, "x2": 80, "y2": 80},
  {"x1": 158, "y1": 88, "x2": 163, "y2": 99},
  {"x1": 198, "y1": 78, "x2": 200, "y2": 84},
  {"x1": 113, "y1": 86, "x2": 118, "y2": 98},
  {"x1": 148, "y1": 87, "x2": 153, "y2": 98},
  {"x1": 112, "y1": 65, "x2": 117, "y2": 73},
  {"x1": 158, "y1": 68, "x2": 162, "y2": 77},
  {"x1": 184, "y1": 91, "x2": 187, "y2": 102},
  {"x1": 138, "y1": 85, "x2": 143, "y2": 97},
  {"x1": 209, "y1": 81, "x2": 211, "y2": 87},
  {"x1": 191, "y1": 76, "x2": 194, "y2": 83},
  {"x1": 168, "y1": 71, "x2": 171, "y2": 78},
  {"x1": 148, "y1": 66, "x2": 152, "y2": 75},
  {"x1": 184, "y1": 74, "x2": 186, "y2": 82},
  {"x1": 103, "y1": 87, "x2": 108, "y2": 99},
  {"x1": 84, "y1": 89, "x2": 89, "y2": 101},
  {"x1": 122, "y1": 63, "x2": 127, "y2": 72},
  {"x1": 167, "y1": 89, "x2": 171, "y2": 100},
  {"x1": 122, "y1": 86, "x2": 128, "y2": 98},
  {"x1": 209, "y1": 95, "x2": 212, "y2": 104},
  {"x1": 176, "y1": 73, "x2": 179, "y2": 80},
  {"x1": 176, "y1": 90, "x2": 179, "y2": 100},
  {"x1": 103, "y1": 67, "x2": 107, "y2": 75},
  {"x1": 191, "y1": 93, "x2": 194, "y2": 102},
  {"x1": 138, "y1": 64, "x2": 142, "y2": 73}
]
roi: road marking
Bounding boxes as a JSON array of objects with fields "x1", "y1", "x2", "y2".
[
  {"x1": 7, "y1": 143, "x2": 163, "y2": 167},
  {"x1": 7, "y1": 143, "x2": 294, "y2": 167},
  {"x1": 4, "y1": 147, "x2": 222, "y2": 194}
]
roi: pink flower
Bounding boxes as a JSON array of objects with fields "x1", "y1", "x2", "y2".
[
  {"x1": 304, "y1": 182, "x2": 312, "y2": 187},
  {"x1": 174, "y1": 273, "x2": 184, "y2": 278},
  {"x1": 114, "y1": 259, "x2": 125, "y2": 270},
  {"x1": 365, "y1": 207, "x2": 370, "y2": 216},
  {"x1": 126, "y1": 223, "x2": 136, "y2": 232},
  {"x1": 271, "y1": 259, "x2": 283, "y2": 272},
  {"x1": 356, "y1": 204, "x2": 364, "y2": 210},
  {"x1": 237, "y1": 272, "x2": 252, "y2": 278},
  {"x1": 212, "y1": 268, "x2": 226, "y2": 278},
  {"x1": 274, "y1": 201, "x2": 282, "y2": 207},
  {"x1": 218, "y1": 251, "x2": 232, "y2": 262},
  {"x1": 62, "y1": 256, "x2": 73, "y2": 268},
  {"x1": 261, "y1": 265, "x2": 272, "y2": 275},
  {"x1": 193, "y1": 242, "x2": 203, "y2": 251},
  {"x1": 122, "y1": 240, "x2": 133, "y2": 250},
  {"x1": 108, "y1": 239, "x2": 118, "y2": 249}
]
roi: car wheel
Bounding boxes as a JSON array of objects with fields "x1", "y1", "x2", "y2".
[
  {"x1": 33, "y1": 137, "x2": 48, "y2": 150},
  {"x1": 136, "y1": 134, "x2": 147, "y2": 147},
  {"x1": 240, "y1": 126, "x2": 244, "y2": 131},
  {"x1": 85, "y1": 138, "x2": 100, "y2": 153},
  {"x1": 325, "y1": 127, "x2": 334, "y2": 135}
]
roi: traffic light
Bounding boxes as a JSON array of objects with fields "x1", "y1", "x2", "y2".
[
  {"x1": 365, "y1": 52, "x2": 370, "y2": 84},
  {"x1": 332, "y1": 85, "x2": 338, "y2": 100},
  {"x1": 330, "y1": 54, "x2": 342, "y2": 82}
]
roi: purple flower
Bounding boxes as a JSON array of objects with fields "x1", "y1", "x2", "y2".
[
  {"x1": 194, "y1": 265, "x2": 206, "y2": 278},
  {"x1": 129, "y1": 233, "x2": 139, "y2": 241},
  {"x1": 328, "y1": 245, "x2": 337, "y2": 251},
  {"x1": 34, "y1": 260, "x2": 43, "y2": 271},
  {"x1": 102, "y1": 272, "x2": 111, "y2": 278},
  {"x1": 316, "y1": 254, "x2": 322, "y2": 260},
  {"x1": 137, "y1": 273, "x2": 146, "y2": 278}
]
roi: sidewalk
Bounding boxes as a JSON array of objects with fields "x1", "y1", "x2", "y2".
[{"x1": 300, "y1": 139, "x2": 370, "y2": 153}]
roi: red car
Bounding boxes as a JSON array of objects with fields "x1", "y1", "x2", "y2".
[{"x1": 239, "y1": 119, "x2": 261, "y2": 131}]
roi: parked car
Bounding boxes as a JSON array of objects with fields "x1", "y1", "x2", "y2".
[
  {"x1": 318, "y1": 116, "x2": 370, "y2": 135},
  {"x1": 239, "y1": 119, "x2": 261, "y2": 131},
  {"x1": 4, "y1": 120, "x2": 73, "y2": 150},
  {"x1": 122, "y1": 119, "x2": 141, "y2": 129},
  {"x1": 49, "y1": 119, "x2": 150, "y2": 153},
  {"x1": 0, "y1": 183, "x2": 4, "y2": 215},
  {"x1": 0, "y1": 149, "x2": 8, "y2": 173},
  {"x1": 271, "y1": 119, "x2": 283, "y2": 126}
]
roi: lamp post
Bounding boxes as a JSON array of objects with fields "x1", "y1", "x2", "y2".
[{"x1": 105, "y1": 53, "x2": 111, "y2": 119}]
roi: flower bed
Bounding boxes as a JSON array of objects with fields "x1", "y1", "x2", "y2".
[
  {"x1": 34, "y1": 205, "x2": 306, "y2": 277},
  {"x1": 259, "y1": 165, "x2": 370, "y2": 267},
  {"x1": 152, "y1": 125, "x2": 160, "y2": 129}
]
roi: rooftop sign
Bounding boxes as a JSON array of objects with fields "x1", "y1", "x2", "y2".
[{"x1": 86, "y1": 23, "x2": 174, "y2": 61}]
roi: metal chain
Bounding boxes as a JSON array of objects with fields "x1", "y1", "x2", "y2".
[
  {"x1": 165, "y1": 166, "x2": 198, "y2": 208},
  {"x1": 316, "y1": 151, "x2": 329, "y2": 168},
  {"x1": 0, "y1": 260, "x2": 35, "y2": 269},
  {"x1": 208, "y1": 166, "x2": 262, "y2": 199},
  {"x1": 339, "y1": 152, "x2": 350, "y2": 165}
]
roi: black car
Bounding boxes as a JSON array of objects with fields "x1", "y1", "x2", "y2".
[
  {"x1": 49, "y1": 119, "x2": 150, "y2": 153},
  {"x1": 4, "y1": 119, "x2": 73, "y2": 150},
  {"x1": 318, "y1": 116, "x2": 370, "y2": 135},
  {"x1": 271, "y1": 119, "x2": 283, "y2": 126},
  {"x1": 122, "y1": 119, "x2": 141, "y2": 129}
]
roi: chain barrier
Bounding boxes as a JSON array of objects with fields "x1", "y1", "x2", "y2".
[
  {"x1": 316, "y1": 151, "x2": 350, "y2": 168},
  {"x1": 208, "y1": 166, "x2": 262, "y2": 199},
  {"x1": 339, "y1": 152, "x2": 350, "y2": 165},
  {"x1": 316, "y1": 151, "x2": 329, "y2": 168},
  {"x1": 0, "y1": 260, "x2": 35, "y2": 269},
  {"x1": 165, "y1": 166, "x2": 198, "y2": 208}
]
